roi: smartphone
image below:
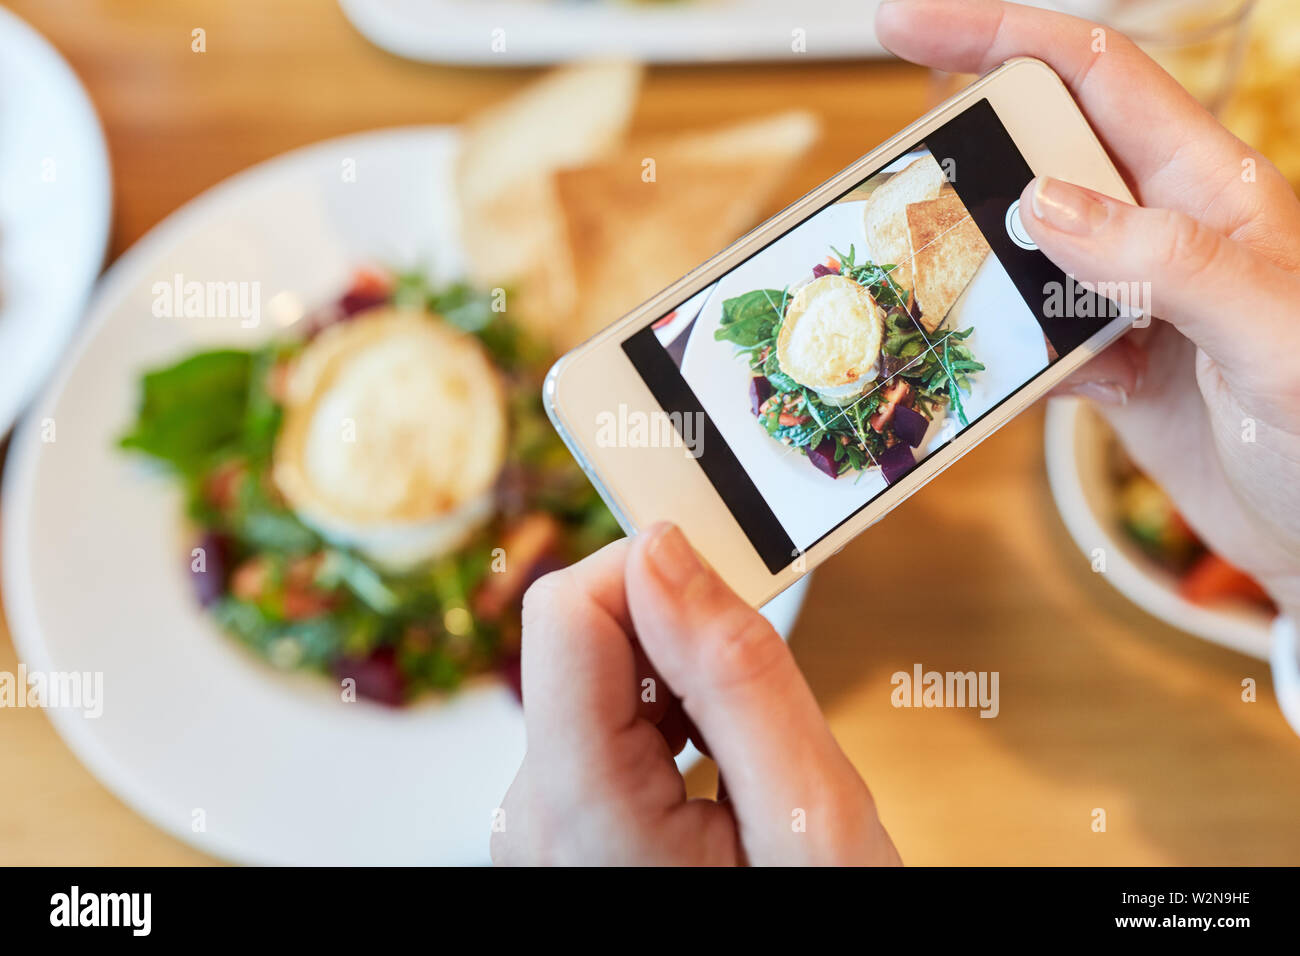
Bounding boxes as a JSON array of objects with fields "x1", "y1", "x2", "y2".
[{"x1": 544, "y1": 57, "x2": 1136, "y2": 607}]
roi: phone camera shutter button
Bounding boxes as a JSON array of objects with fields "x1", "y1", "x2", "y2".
[{"x1": 1006, "y1": 199, "x2": 1037, "y2": 250}]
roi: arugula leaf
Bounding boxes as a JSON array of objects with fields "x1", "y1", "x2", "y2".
[
  {"x1": 762, "y1": 350, "x2": 799, "y2": 392},
  {"x1": 779, "y1": 420, "x2": 823, "y2": 447},
  {"x1": 317, "y1": 550, "x2": 400, "y2": 615},
  {"x1": 942, "y1": 337, "x2": 968, "y2": 426},
  {"x1": 832, "y1": 244, "x2": 907, "y2": 310}
]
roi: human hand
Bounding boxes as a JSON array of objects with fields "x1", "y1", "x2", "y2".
[
  {"x1": 490, "y1": 524, "x2": 900, "y2": 866},
  {"x1": 877, "y1": 0, "x2": 1300, "y2": 617}
]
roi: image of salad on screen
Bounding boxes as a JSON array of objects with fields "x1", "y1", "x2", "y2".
[
  {"x1": 713, "y1": 153, "x2": 992, "y2": 485},
  {"x1": 120, "y1": 270, "x2": 620, "y2": 706}
]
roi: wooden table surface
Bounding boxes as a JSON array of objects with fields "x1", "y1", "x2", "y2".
[{"x1": 2, "y1": 0, "x2": 1297, "y2": 866}]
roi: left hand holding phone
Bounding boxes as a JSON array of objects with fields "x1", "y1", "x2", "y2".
[{"x1": 490, "y1": 524, "x2": 901, "y2": 866}]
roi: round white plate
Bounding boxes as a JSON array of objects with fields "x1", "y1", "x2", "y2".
[
  {"x1": 0, "y1": 6, "x2": 111, "y2": 436},
  {"x1": 679, "y1": 180, "x2": 1046, "y2": 551},
  {"x1": 1044, "y1": 397, "x2": 1273, "y2": 660},
  {"x1": 1, "y1": 126, "x2": 808, "y2": 865},
  {"x1": 338, "y1": 0, "x2": 886, "y2": 65}
]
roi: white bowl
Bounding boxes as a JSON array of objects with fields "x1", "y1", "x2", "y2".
[{"x1": 1043, "y1": 397, "x2": 1274, "y2": 660}]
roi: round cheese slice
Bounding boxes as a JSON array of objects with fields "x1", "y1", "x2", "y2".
[
  {"x1": 273, "y1": 307, "x2": 507, "y2": 568},
  {"x1": 775, "y1": 274, "x2": 884, "y2": 406}
]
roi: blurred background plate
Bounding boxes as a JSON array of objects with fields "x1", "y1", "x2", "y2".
[
  {"x1": 338, "y1": 0, "x2": 887, "y2": 65},
  {"x1": 1, "y1": 126, "x2": 808, "y2": 865},
  {"x1": 1045, "y1": 397, "x2": 1274, "y2": 660},
  {"x1": 0, "y1": 6, "x2": 111, "y2": 437}
]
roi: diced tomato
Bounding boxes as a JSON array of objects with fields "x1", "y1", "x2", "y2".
[
  {"x1": 339, "y1": 268, "x2": 393, "y2": 317},
  {"x1": 348, "y1": 267, "x2": 391, "y2": 300},
  {"x1": 282, "y1": 586, "x2": 337, "y2": 620},
  {"x1": 1179, "y1": 553, "x2": 1273, "y2": 607},
  {"x1": 778, "y1": 412, "x2": 810, "y2": 427},
  {"x1": 869, "y1": 380, "x2": 912, "y2": 433},
  {"x1": 205, "y1": 459, "x2": 247, "y2": 511},
  {"x1": 230, "y1": 556, "x2": 272, "y2": 602}
]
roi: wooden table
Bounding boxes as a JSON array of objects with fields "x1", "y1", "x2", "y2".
[{"x1": 3, "y1": 0, "x2": 1297, "y2": 866}]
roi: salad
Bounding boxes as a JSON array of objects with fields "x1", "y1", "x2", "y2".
[
  {"x1": 120, "y1": 270, "x2": 620, "y2": 705},
  {"x1": 1113, "y1": 449, "x2": 1274, "y2": 611},
  {"x1": 715, "y1": 245, "x2": 984, "y2": 484}
]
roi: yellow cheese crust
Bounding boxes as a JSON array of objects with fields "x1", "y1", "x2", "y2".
[
  {"x1": 274, "y1": 308, "x2": 507, "y2": 529},
  {"x1": 776, "y1": 275, "x2": 885, "y2": 392}
]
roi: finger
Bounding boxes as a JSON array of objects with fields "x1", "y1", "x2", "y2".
[
  {"x1": 1048, "y1": 333, "x2": 1146, "y2": 405},
  {"x1": 520, "y1": 537, "x2": 639, "y2": 758},
  {"x1": 1020, "y1": 176, "x2": 1300, "y2": 408},
  {"x1": 624, "y1": 524, "x2": 855, "y2": 821},
  {"x1": 874, "y1": 0, "x2": 1257, "y2": 214}
]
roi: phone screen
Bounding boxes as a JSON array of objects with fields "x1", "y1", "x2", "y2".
[{"x1": 620, "y1": 99, "x2": 1124, "y2": 574}]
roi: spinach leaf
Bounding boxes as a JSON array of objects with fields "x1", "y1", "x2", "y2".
[
  {"x1": 715, "y1": 289, "x2": 784, "y2": 347},
  {"x1": 119, "y1": 350, "x2": 253, "y2": 474}
]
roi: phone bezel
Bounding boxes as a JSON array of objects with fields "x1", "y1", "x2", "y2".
[{"x1": 545, "y1": 57, "x2": 1136, "y2": 607}]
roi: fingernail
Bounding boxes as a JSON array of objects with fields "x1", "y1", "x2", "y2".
[
  {"x1": 1075, "y1": 381, "x2": 1129, "y2": 406},
  {"x1": 645, "y1": 523, "x2": 703, "y2": 588},
  {"x1": 1030, "y1": 177, "x2": 1108, "y2": 235}
]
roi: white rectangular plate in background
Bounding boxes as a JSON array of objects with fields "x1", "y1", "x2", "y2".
[{"x1": 338, "y1": 0, "x2": 888, "y2": 64}]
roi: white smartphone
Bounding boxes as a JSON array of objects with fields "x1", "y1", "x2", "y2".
[{"x1": 544, "y1": 57, "x2": 1136, "y2": 607}]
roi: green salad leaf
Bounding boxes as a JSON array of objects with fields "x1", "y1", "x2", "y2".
[
  {"x1": 118, "y1": 350, "x2": 256, "y2": 475},
  {"x1": 714, "y1": 288, "x2": 786, "y2": 348}
]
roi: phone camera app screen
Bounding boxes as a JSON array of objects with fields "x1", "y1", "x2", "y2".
[{"x1": 622, "y1": 99, "x2": 1123, "y2": 574}]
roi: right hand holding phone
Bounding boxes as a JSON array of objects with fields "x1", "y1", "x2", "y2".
[{"x1": 879, "y1": 0, "x2": 1300, "y2": 618}]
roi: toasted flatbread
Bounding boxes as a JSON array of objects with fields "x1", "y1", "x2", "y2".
[
  {"x1": 553, "y1": 111, "x2": 819, "y2": 347},
  {"x1": 455, "y1": 62, "x2": 643, "y2": 339},
  {"x1": 861, "y1": 155, "x2": 948, "y2": 296},
  {"x1": 635, "y1": 111, "x2": 819, "y2": 164},
  {"x1": 456, "y1": 61, "x2": 642, "y2": 209},
  {"x1": 905, "y1": 192, "x2": 990, "y2": 332}
]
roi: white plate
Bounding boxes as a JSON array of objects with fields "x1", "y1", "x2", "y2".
[
  {"x1": 678, "y1": 179, "x2": 1047, "y2": 551},
  {"x1": 1044, "y1": 397, "x2": 1273, "y2": 660},
  {"x1": 1, "y1": 126, "x2": 808, "y2": 865},
  {"x1": 0, "y1": 7, "x2": 111, "y2": 436},
  {"x1": 338, "y1": 0, "x2": 886, "y2": 65}
]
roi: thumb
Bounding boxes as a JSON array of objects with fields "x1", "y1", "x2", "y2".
[
  {"x1": 625, "y1": 523, "x2": 873, "y2": 849},
  {"x1": 1020, "y1": 177, "x2": 1300, "y2": 408}
]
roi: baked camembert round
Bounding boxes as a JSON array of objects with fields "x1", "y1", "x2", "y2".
[
  {"x1": 273, "y1": 307, "x2": 507, "y2": 569},
  {"x1": 775, "y1": 274, "x2": 885, "y2": 407}
]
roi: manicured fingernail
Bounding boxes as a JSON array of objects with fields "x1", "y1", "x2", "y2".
[
  {"x1": 645, "y1": 523, "x2": 703, "y2": 588},
  {"x1": 1075, "y1": 381, "x2": 1129, "y2": 406},
  {"x1": 1030, "y1": 177, "x2": 1108, "y2": 235}
]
